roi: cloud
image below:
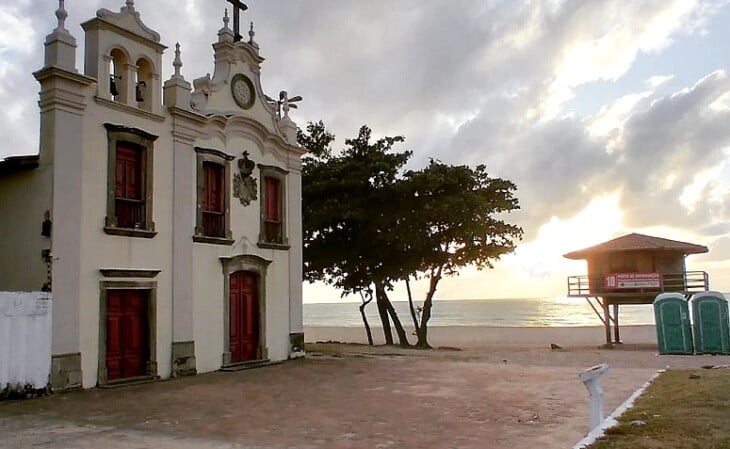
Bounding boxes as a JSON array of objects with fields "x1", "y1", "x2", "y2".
[
  {"x1": 1, "y1": 1, "x2": 727, "y2": 249},
  {"x1": 646, "y1": 75, "x2": 674, "y2": 88},
  {"x1": 695, "y1": 236, "x2": 730, "y2": 262}
]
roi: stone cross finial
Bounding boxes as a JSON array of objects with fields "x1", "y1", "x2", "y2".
[
  {"x1": 248, "y1": 21, "x2": 259, "y2": 48},
  {"x1": 173, "y1": 42, "x2": 182, "y2": 77},
  {"x1": 55, "y1": 0, "x2": 68, "y2": 31},
  {"x1": 226, "y1": 0, "x2": 248, "y2": 42}
]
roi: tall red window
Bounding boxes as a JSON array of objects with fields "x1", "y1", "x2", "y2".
[
  {"x1": 264, "y1": 176, "x2": 282, "y2": 243},
  {"x1": 202, "y1": 161, "x2": 225, "y2": 237},
  {"x1": 115, "y1": 144, "x2": 144, "y2": 228}
]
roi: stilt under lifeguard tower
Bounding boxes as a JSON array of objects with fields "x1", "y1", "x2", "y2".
[{"x1": 564, "y1": 233, "x2": 709, "y2": 347}]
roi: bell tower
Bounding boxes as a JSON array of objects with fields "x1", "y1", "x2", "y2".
[{"x1": 81, "y1": 1, "x2": 166, "y2": 114}]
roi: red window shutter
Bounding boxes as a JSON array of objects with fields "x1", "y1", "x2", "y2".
[
  {"x1": 202, "y1": 162, "x2": 224, "y2": 213},
  {"x1": 210, "y1": 164, "x2": 223, "y2": 213},
  {"x1": 116, "y1": 145, "x2": 142, "y2": 200},
  {"x1": 115, "y1": 157, "x2": 125, "y2": 197},
  {"x1": 114, "y1": 144, "x2": 144, "y2": 228},
  {"x1": 201, "y1": 162, "x2": 225, "y2": 237},
  {"x1": 201, "y1": 163, "x2": 210, "y2": 212},
  {"x1": 264, "y1": 177, "x2": 280, "y2": 221}
]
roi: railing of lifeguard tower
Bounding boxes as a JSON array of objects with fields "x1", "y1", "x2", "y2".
[{"x1": 567, "y1": 271, "x2": 709, "y2": 296}]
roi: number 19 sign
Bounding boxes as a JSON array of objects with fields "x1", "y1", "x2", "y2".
[{"x1": 604, "y1": 273, "x2": 661, "y2": 289}]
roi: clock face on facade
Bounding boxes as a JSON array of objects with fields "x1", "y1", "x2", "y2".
[{"x1": 231, "y1": 74, "x2": 255, "y2": 109}]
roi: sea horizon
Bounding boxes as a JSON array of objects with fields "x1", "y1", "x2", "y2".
[{"x1": 303, "y1": 294, "x2": 730, "y2": 328}]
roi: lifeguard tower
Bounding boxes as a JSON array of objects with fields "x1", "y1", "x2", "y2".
[{"x1": 564, "y1": 233, "x2": 709, "y2": 346}]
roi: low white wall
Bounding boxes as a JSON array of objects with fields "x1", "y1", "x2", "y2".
[{"x1": 0, "y1": 292, "x2": 52, "y2": 391}]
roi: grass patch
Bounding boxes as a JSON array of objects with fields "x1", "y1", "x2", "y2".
[{"x1": 587, "y1": 368, "x2": 730, "y2": 449}]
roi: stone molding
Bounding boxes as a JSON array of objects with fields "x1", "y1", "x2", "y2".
[
  {"x1": 99, "y1": 268, "x2": 161, "y2": 278},
  {"x1": 95, "y1": 96, "x2": 166, "y2": 122},
  {"x1": 103, "y1": 123, "x2": 158, "y2": 237},
  {"x1": 82, "y1": 16, "x2": 165, "y2": 53},
  {"x1": 219, "y1": 254, "x2": 271, "y2": 366},
  {"x1": 198, "y1": 115, "x2": 305, "y2": 169},
  {"x1": 194, "y1": 147, "x2": 235, "y2": 242},
  {"x1": 258, "y1": 165, "x2": 289, "y2": 248},
  {"x1": 97, "y1": 280, "x2": 158, "y2": 386},
  {"x1": 34, "y1": 67, "x2": 95, "y2": 115}
]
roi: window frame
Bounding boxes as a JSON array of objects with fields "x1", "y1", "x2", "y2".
[
  {"x1": 104, "y1": 123, "x2": 157, "y2": 238},
  {"x1": 194, "y1": 147, "x2": 234, "y2": 245},
  {"x1": 257, "y1": 164, "x2": 289, "y2": 250}
]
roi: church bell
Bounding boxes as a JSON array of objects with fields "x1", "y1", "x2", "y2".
[
  {"x1": 109, "y1": 75, "x2": 120, "y2": 97},
  {"x1": 135, "y1": 81, "x2": 146, "y2": 102}
]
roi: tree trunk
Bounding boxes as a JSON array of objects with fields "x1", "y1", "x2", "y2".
[
  {"x1": 416, "y1": 267, "x2": 443, "y2": 348},
  {"x1": 377, "y1": 283, "x2": 410, "y2": 347},
  {"x1": 358, "y1": 292, "x2": 374, "y2": 346},
  {"x1": 405, "y1": 278, "x2": 420, "y2": 331},
  {"x1": 375, "y1": 283, "x2": 394, "y2": 345}
]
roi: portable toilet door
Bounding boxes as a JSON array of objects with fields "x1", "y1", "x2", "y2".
[
  {"x1": 690, "y1": 291, "x2": 730, "y2": 355},
  {"x1": 653, "y1": 292, "x2": 693, "y2": 355}
]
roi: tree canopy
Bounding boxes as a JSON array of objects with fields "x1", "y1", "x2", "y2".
[{"x1": 299, "y1": 121, "x2": 523, "y2": 347}]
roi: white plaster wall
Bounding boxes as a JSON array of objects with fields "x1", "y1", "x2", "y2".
[
  {"x1": 192, "y1": 246, "x2": 225, "y2": 373},
  {"x1": 263, "y1": 250, "x2": 291, "y2": 360},
  {"x1": 0, "y1": 292, "x2": 52, "y2": 389},
  {"x1": 0, "y1": 169, "x2": 52, "y2": 291},
  {"x1": 48, "y1": 104, "x2": 86, "y2": 357},
  {"x1": 73, "y1": 102, "x2": 174, "y2": 388}
]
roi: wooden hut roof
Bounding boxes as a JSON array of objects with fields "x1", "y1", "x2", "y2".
[{"x1": 563, "y1": 233, "x2": 708, "y2": 260}]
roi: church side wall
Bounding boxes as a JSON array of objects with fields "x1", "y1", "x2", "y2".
[{"x1": 0, "y1": 168, "x2": 52, "y2": 291}]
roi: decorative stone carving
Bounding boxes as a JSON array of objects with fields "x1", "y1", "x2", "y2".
[{"x1": 233, "y1": 151, "x2": 257, "y2": 206}]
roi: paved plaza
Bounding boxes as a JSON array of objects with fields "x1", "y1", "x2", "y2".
[{"x1": 2, "y1": 344, "x2": 727, "y2": 449}]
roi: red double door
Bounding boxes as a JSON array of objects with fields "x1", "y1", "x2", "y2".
[
  {"x1": 229, "y1": 271, "x2": 260, "y2": 363},
  {"x1": 106, "y1": 290, "x2": 148, "y2": 381}
]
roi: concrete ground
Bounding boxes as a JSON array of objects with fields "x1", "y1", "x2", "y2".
[{"x1": 1, "y1": 343, "x2": 728, "y2": 449}]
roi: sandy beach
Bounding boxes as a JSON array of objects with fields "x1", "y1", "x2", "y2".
[{"x1": 305, "y1": 324, "x2": 658, "y2": 349}]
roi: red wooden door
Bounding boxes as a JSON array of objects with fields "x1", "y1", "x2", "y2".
[
  {"x1": 229, "y1": 272, "x2": 259, "y2": 363},
  {"x1": 106, "y1": 290, "x2": 148, "y2": 381}
]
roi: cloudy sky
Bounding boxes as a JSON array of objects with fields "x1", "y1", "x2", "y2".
[{"x1": 1, "y1": 0, "x2": 729, "y2": 301}]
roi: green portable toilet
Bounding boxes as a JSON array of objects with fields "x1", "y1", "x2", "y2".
[
  {"x1": 690, "y1": 291, "x2": 730, "y2": 355},
  {"x1": 653, "y1": 292, "x2": 693, "y2": 354}
]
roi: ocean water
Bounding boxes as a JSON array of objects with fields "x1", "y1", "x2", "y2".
[{"x1": 304, "y1": 297, "x2": 659, "y2": 328}]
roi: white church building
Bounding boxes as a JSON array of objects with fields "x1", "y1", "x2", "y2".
[{"x1": 0, "y1": 1, "x2": 306, "y2": 389}]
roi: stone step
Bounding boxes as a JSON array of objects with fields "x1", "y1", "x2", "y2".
[{"x1": 219, "y1": 359, "x2": 281, "y2": 372}]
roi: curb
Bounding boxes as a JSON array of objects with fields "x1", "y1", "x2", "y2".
[{"x1": 572, "y1": 368, "x2": 665, "y2": 449}]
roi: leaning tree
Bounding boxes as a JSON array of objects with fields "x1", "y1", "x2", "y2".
[
  {"x1": 393, "y1": 160, "x2": 523, "y2": 348},
  {"x1": 299, "y1": 122, "x2": 523, "y2": 348},
  {"x1": 300, "y1": 122, "x2": 412, "y2": 346}
]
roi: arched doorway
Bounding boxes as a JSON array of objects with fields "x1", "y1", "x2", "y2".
[{"x1": 229, "y1": 271, "x2": 260, "y2": 363}]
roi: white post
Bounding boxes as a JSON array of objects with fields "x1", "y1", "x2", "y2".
[{"x1": 579, "y1": 363, "x2": 610, "y2": 430}]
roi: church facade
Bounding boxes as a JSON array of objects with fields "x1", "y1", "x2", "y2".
[{"x1": 0, "y1": 1, "x2": 305, "y2": 389}]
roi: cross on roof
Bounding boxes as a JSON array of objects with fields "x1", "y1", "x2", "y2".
[{"x1": 226, "y1": 0, "x2": 248, "y2": 42}]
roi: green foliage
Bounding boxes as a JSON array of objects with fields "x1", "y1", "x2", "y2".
[
  {"x1": 393, "y1": 160, "x2": 523, "y2": 280},
  {"x1": 301, "y1": 122, "x2": 411, "y2": 294},
  {"x1": 300, "y1": 121, "x2": 523, "y2": 298}
]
